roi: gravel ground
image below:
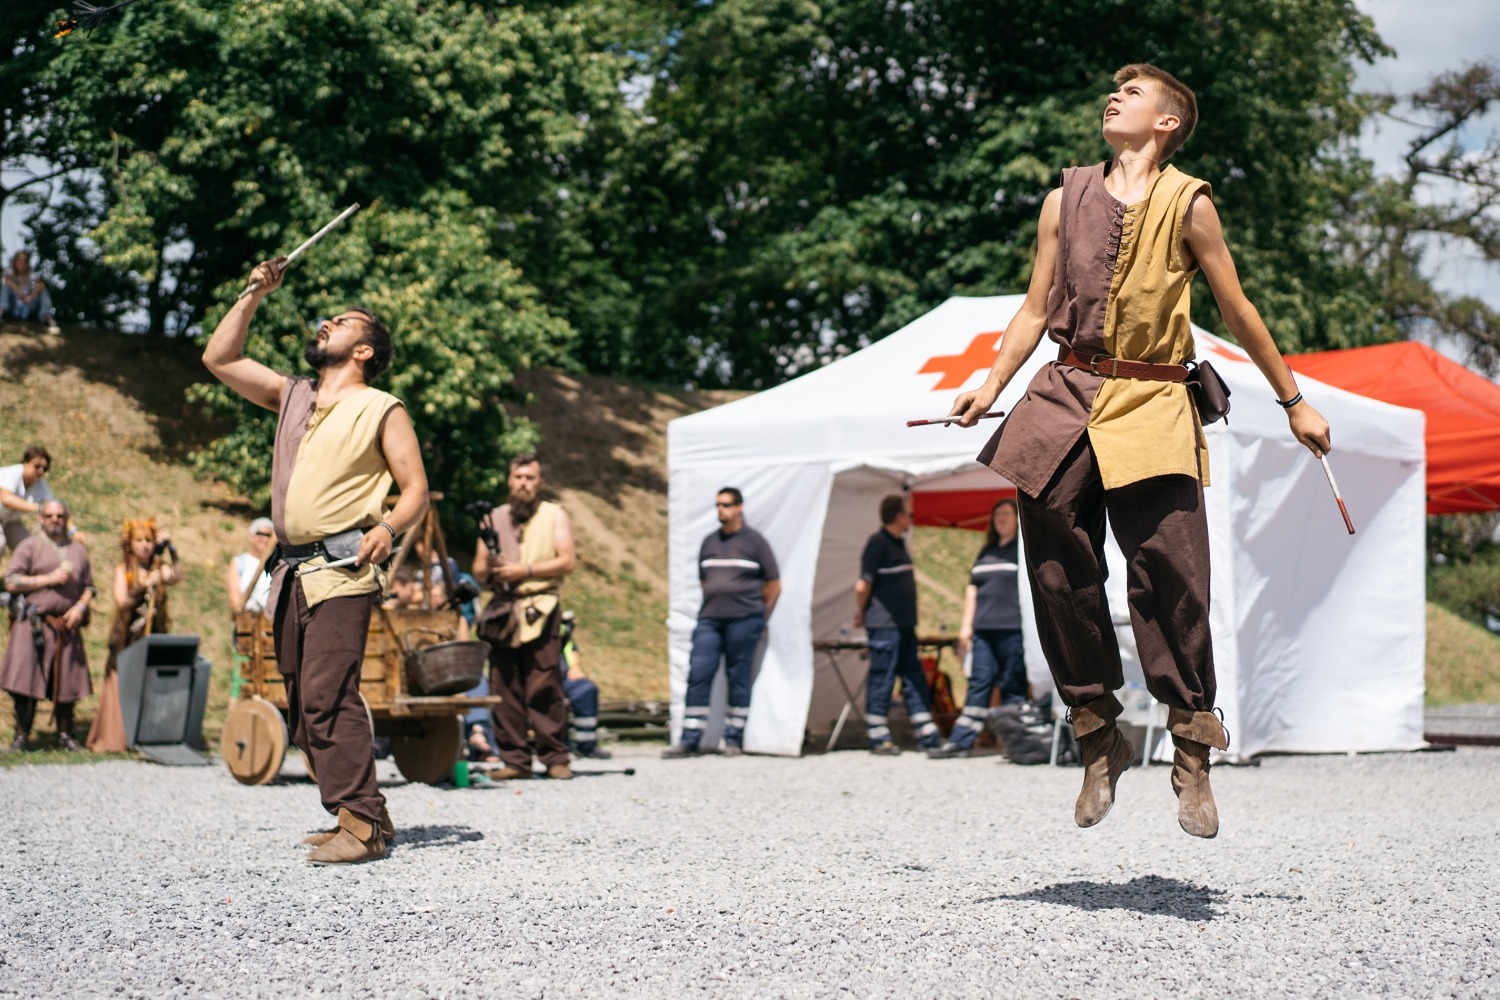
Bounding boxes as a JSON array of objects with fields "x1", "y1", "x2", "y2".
[{"x1": 1, "y1": 744, "x2": 1496, "y2": 999}]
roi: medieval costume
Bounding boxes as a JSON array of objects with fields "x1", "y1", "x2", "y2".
[
  {"x1": 87, "y1": 518, "x2": 175, "y2": 753},
  {"x1": 1, "y1": 536, "x2": 93, "y2": 748}
]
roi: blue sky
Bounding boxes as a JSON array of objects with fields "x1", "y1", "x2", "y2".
[{"x1": 1355, "y1": 0, "x2": 1500, "y2": 304}]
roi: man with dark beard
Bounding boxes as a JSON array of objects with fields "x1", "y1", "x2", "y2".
[
  {"x1": 473, "y1": 453, "x2": 577, "y2": 780},
  {"x1": 203, "y1": 257, "x2": 429, "y2": 864}
]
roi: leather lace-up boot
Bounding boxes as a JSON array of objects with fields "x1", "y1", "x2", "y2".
[
  {"x1": 1167, "y1": 707, "x2": 1230, "y2": 839},
  {"x1": 1070, "y1": 693, "x2": 1135, "y2": 828},
  {"x1": 306, "y1": 808, "x2": 386, "y2": 865},
  {"x1": 303, "y1": 805, "x2": 393, "y2": 847}
]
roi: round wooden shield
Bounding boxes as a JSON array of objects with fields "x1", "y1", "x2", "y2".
[
  {"x1": 391, "y1": 713, "x2": 462, "y2": 786},
  {"x1": 221, "y1": 696, "x2": 288, "y2": 786}
]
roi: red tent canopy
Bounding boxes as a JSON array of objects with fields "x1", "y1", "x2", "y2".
[{"x1": 1287, "y1": 342, "x2": 1500, "y2": 514}]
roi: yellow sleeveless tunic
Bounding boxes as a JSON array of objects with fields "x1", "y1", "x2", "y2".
[{"x1": 1088, "y1": 166, "x2": 1211, "y2": 488}]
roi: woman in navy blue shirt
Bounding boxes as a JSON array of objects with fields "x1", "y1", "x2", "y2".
[{"x1": 929, "y1": 499, "x2": 1028, "y2": 758}]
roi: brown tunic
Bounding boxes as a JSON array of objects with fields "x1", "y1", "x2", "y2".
[
  {"x1": 0, "y1": 537, "x2": 93, "y2": 702},
  {"x1": 980, "y1": 161, "x2": 1211, "y2": 495}
]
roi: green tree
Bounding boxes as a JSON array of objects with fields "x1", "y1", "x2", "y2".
[
  {"x1": 1350, "y1": 63, "x2": 1500, "y2": 375},
  {"x1": 13, "y1": 0, "x2": 640, "y2": 512},
  {"x1": 190, "y1": 194, "x2": 569, "y2": 510},
  {"x1": 604, "y1": 0, "x2": 1392, "y2": 387}
]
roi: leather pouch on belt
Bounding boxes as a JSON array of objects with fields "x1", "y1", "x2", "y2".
[
  {"x1": 321, "y1": 528, "x2": 366, "y2": 563},
  {"x1": 516, "y1": 594, "x2": 559, "y2": 646}
]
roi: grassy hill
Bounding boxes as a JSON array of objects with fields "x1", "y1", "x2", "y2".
[
  {"x1": 0, "y1": 322, "x2": 740, "y2": 747},
  {"x1": 1, "y1": 320, "x2": 1497, "y2": 752}
]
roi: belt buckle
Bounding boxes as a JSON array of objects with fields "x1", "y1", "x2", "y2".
[{"x1": 1089, "y1": 354, "x2": 1120, "y2": 378}]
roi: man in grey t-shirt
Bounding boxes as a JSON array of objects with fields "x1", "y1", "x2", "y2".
[{"x1": 664, "y1": 488, "x2": 781, "y2": 758}]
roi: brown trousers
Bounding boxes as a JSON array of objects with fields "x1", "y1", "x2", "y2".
[
  {"x1": 489, "y1": 608, "x2": 569, "y2": 769},
  {"x1": 1017, "y1": 434, "x2": 1215, "y2": 712},
  {"x1": 273, "y1": 578, "x2": 384, "y2": 822}
]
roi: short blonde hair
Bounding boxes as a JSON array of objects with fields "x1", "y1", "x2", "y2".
[{"x1": 1114, "y1": 64, "x2": 1198, "y2": 160}]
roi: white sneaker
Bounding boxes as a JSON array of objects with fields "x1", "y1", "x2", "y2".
[{"x1": 45, "y1": 317, "x2": 61, "y2": 334}]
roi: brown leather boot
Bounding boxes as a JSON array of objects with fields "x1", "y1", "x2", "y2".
[
  {"x1": 491, "y1": 764, "x2": 532, "y2": 781},
  {"x1": 303, "y1": 805, "x2": 393, "y2": 847},
  {"x1": 1071, "y1": 693, "x2": 1135, "y2": 828},
  {"x1": 546, "y1": 763, "x2": 574, "y2": 780},
  {"x1": 306, "y1": 808, "x2": 386, "y2": 865},
  {"x1": 1167, "y1": 707, "x2": 1230, "y2": 839}
]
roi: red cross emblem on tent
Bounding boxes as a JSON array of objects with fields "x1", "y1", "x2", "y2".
[{"x1": 918, "y1": 332, "x2": 1004, "y2": 390}]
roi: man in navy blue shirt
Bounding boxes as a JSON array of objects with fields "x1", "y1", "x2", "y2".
[
  {"x1": 854, "y1": 495, "x2": 938, "y2": 755},
  {"x1": 664, "y1": 488, "x2": 781, "y2": 757}
]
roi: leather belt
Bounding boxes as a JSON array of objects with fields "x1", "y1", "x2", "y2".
[{"x1": 1058, "y1": 348, "x2": 1190, "y2": 382}]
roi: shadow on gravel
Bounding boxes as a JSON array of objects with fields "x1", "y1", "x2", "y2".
[
  {"x1": 394, "y1": 825, "x2": 486, "y2": 852},
  {"x1": 981, "y1": 875, "x2": 1225, "y2": 922}
]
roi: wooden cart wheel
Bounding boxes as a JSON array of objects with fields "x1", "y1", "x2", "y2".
[
  {"x1": 391, "y1": 714, "x2": 462, "y2": 786},
  {"x1": 221, "y1": 696, "x2": 289, "y2": 785},
  {"x1": 302, "y1": 694, "x2": 374, "y2": 785}
]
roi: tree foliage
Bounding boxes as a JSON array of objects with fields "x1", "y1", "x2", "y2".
[
  {"x1": 18, "y1": 0, "x2": 637, "y2": 508},
  {"x1": 20, "y1": 0, "x2": 1500, "y2": 517},
  {"x1": 601, "y1": 0, "x2": 1391, "y2": 386},
  {"x1": 1348, "y1": 63, "x2": 1500, "y2": 375}
]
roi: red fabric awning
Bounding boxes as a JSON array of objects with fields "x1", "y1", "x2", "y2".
[
  {"x1": 1287, "y1": 342, "x2": 1500, "y2": 514},
  {"x1": 911, "y1": 487, "x2": 1016, "y2": 530}
]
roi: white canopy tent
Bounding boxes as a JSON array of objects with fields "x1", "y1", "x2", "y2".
[{"x1": 667, "y1": 295, "x2": 1427, "y2": 757}]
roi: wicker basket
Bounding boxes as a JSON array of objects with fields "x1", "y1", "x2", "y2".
[{"x1": 402, "y1": 628, "x2": 491, "y2": 696}]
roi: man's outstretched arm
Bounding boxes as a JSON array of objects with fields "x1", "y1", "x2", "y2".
[
  {"x1": 203, "y1": 258, "x2": 289, "y2": 412},
  {"x1": 1186, "y1": 195, "x2": 1331, "y2": 457},
  {"x1": 948, "y1": 188, "x2": 1063, "y2": 425}
]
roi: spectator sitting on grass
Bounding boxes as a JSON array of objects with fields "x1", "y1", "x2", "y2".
[{"x1": 0, "y1": 252, "x2": 60, "y2": 334}]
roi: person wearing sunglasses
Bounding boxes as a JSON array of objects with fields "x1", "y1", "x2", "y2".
[
  {"x1": 226, "y1": 517, "x2": 276, "y2": 615},
  {"x1": 664, "y1": 488, "x2": 781, "y2": 758}
]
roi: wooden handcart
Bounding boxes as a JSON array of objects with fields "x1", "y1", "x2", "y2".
[{"x1": 221, "y1": 502, "x2": 501, "y2": 786}]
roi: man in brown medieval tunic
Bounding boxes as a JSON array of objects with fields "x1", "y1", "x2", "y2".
[
  {"x1": 204, "y1": 258, "x2": 429, "y2": 864},
  {"x1": 2, "y1": 499, "x2": 94, "y2": 751},
  {"x1": 473, "y1": 453, "x2": 577, "y2": 781},
  {"x1": 949, "y1": 65, "x2": 1332, "y2": 838}
]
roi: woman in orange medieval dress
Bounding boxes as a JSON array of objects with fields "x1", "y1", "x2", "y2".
[{"x1": 87, "y1": 518, "x2": 181, "y2": 752}]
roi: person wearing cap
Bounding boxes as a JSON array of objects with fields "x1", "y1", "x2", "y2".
[{"x1": 226, "y1": 517, "x2": 275, "y2": 615}]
